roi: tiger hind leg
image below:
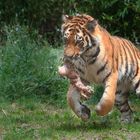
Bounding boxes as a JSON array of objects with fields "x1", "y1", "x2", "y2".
[
  {"x1": 133, "y1": 80, "x2": 140, "y2": 97},
  {"x1": 131, "y1": 74, "x2": 140, "y2": 97},
  {"x1": 115, "y1": 91, "x2": 133, "y2": 123}
]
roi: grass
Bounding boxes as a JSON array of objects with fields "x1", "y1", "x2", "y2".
[
  {"x1": 0, "y1": 96, "x2": 140, "y2": 140},
  {"x1": 0, "y1": 25, "x2": 140, "y2": 140}
]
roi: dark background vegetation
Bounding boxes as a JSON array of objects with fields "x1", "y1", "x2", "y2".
[
  {"x1": 0, "y1": 0, "x2": 140, "y2": 44},
  {"x1": 0, "y1": 0, "x2": 140, "y2": 103}
]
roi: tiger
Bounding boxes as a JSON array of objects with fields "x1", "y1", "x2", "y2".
[{"x1": 60, "y1": 14, "x2": 140, "y2": 123}]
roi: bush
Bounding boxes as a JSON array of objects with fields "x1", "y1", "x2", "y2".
[
  {"x1": 0, "y1": 0, "x2": 139, "y2": 44},
  {"x1": 0, "y1": 25, "x2": 68, "y2": 104}
]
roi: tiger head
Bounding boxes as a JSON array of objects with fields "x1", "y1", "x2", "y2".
[{"x1": 61, "y1": 14, "x2": 100, "y2": 59}]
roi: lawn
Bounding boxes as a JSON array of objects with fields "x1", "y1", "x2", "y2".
[{"x1": 0, "y1": 96, "x2": 140, "y2": 140}]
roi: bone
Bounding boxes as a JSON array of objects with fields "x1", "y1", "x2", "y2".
[
  {"x1": 58, "y1": 65, "x2": 92, "y2": 99},
  {"x1": 58, "y1": 65, "x2": 77, "y2": 79},
  {"x1": 58, "y1": 65, "x2": 70, "y2": 76}
]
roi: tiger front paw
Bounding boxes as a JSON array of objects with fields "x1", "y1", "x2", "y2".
[
  {"x1": 95, "y1": 99, "x2": 114, "y2": 116},
  {"x1": 76, "y1": 104, "x2": 91, "y2": 121}
]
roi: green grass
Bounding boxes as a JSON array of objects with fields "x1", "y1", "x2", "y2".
[{"x1": 0, "y1": 97, "x2": 140, "y2": 140}]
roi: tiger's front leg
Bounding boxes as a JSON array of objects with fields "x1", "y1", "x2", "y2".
[
  {"x1": 67, "y1": 84, "x2": 91, "y2": 121},
  {"x1": 96, "y1": 72, "x2": 118, "y2": 116}
]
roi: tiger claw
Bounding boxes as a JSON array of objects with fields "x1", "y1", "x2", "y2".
[{"x1": 81, "y1": 92, "x2": 89, "y2": 100}]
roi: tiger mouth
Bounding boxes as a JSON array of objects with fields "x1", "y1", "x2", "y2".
[{"x1": 63, "y1": 55, "x2": 78, "y2": 64}]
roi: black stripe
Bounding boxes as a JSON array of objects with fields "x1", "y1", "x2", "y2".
[
  {"x1": 88, "y1": 58, "x2": 97, "y2": 65},
  {"x1": 112, "y1": 42, "x2": 115, "y2": 71},
  {"x1": 85, "y1": 36, "x2": 90, "y2": 46},
  {"x1": 77, "y1": 67, "x2": 85, "y2": 74},
  {"x1": 79, "y1": 42, "x2": 84, "y2": 48},
  {"x1": 114, "y1": 37, "x2": 119, "y2": 70},
  {"x1": 88, "y1": 47, "x2": 100, "y2": 61},
  {"x1": 116, "y1": 90, "x2": 121, "y2": 95},
  {"x1": 63, "y1": 25, "x2": 69, "y2": 31},
  {"x1": 119, "y1": 100, "x2": 128, "y2": 107},
  {"x1": 86, "y1": 31, "x2": 97, "y2": 47},
  {"x1": 69, "y1": 28, "x2": 74, "y2": 32},
  {"x1": 64, "y1": 24, "x2": 74, "y2": 31},
  {"x1": 84, "y1": 45, "x2": 92, "y2": 53},
  {"x1": 116, "y1": 100, "x2": 127, "y2": 107},
  {"x1": 122, "y1": 39, "x2": 135, "y2": 77},
  {"x1": 81, "y1": 37, "x2": 93, "y2": 55},
  {"x1": 82, "y1": 16, "x2": 89, "y2": 20},
  {"x1": 76, "y1": 29, "x2": 80, "y2": 33},
  {"x1": 87, "y1": 47, "x2": 100, "y2": 65},
  {"x1": 120, "y1": 106, "x2": 130, "y2": 113},
  {"x1": 97, "y1": 61, "x2": 108, "y2": 75},
  {"x1": 119, "y1": 45, "x2": 123, "y2": 65},
  {"x1": 80, "y1": 77, "x2": 90, "y2": 84},
  {"x1": 102, "y1": 71, "x2": 111, "y2": 83},
  {"x1": 132, "y1": 50, "x2": 139, "y2": 79},
  {"x1": 80, "y1": 55, "x2": 86, "y2": 63},
  {"x1": 134, "y1": 79, "x2": 140, "y2": 90},
  {"x1": 124, "y1": 41, "x2": 135, "y2": 77},
  {"x1": 133, "y1": 65, "x2": 139, "y2": 79},
  {"x1": 78, "y1": 21, "x2": 85, "y2": 26},
  {"x1": 129, "y1": 41, "x2": 140, "y2": 60},
  {"x1": 121, "y1": 42, "x2": 128, "y2": 75},
  {"x1": 71, "y1": 21, "x2": 80, "y2": 24},
  {"x1": 130, "y1": 46, "x2": 139, "y2": 79},
  {"x1": 116, "y1": 50, "x2": 119, "y2": 70},
  {"x1": 78, "y1": 25, "x2": 82, "y2": 30},
  {"x1": 134, "y1": 51, "x2": 140, "y2": 77},
  {"x1": 108, "y1": 37, "x2": 114, "y2": 71},
  {"x1": 123, "y1": 40, "x2": 134, "y2": 63}
]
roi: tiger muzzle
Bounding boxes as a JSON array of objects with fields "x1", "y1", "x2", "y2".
[{"x1": 64, "y1": 45, "x2": 80, "y2": 57}]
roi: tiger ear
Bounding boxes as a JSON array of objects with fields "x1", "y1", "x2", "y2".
[
  {"x1": 86, "y1": 20, "x2": 98, "y2": 32},
  {"x1": 62, "y1": 15, "x2": 73, "y2": 23}
]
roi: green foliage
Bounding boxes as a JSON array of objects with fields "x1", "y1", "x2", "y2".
[
  {"x1": 0, "y1": 25, "x2": 68, "y2": 103},
  {"x1": 0, "y1": 0, "x2": 139, "y2": 44}
]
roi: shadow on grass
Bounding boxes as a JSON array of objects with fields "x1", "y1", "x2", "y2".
[
  {"x1": 52, "y1": 107, "x2": 140, "y2": 133},
  {"x1": 54, "y1": 117, "x2": 113, "y2": 132}
]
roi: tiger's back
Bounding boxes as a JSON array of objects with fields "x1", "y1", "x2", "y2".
[{"x1": 61, "y1": 14, "x2": 140, "y2": 123}]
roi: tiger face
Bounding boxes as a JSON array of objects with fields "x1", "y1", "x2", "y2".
[{"x1": 61, "y1": 14, "x2": 100, "y2": 59}]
